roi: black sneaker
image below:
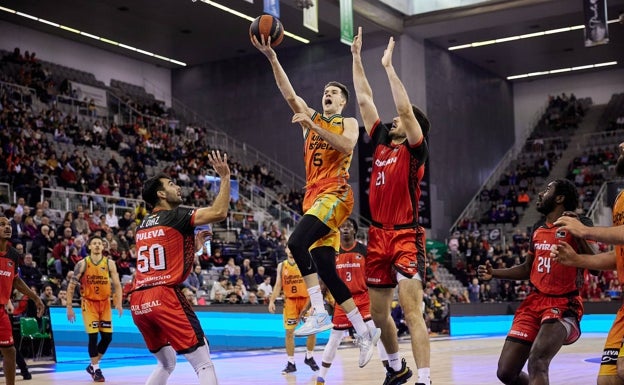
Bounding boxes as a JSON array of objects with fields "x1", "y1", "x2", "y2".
[
  {"x1": 304, "y1": 356, "x2": 320, "y2": 371},
  {"x1": 86, "y1": 365, "x2": 95, "y2": 379},
  {"x1": 22, "y1": 369, "x2": 32, "y2": 380},
  {"x1": 281, "y1": 362, "x2": 297, "y2": 375},
  {"x1": 382, "y1": 358, "x2": 413, "y2": 385},
  {"x1": 93, "y1": 368, "x2": 105, "y2": 382}
]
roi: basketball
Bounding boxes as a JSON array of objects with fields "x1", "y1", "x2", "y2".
[{"x1": 249, "y1": 15, "x2": 284, "y2": 47}]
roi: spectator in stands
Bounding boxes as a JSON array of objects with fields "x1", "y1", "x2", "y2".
[
  {"x1": 183, "y1": 264, "x2": 202, "y2": 295},
  {"x1": 7, "y1": 212, "x2": 23, "y2": 243},
  {"x1": 467, "y1": 278, "x2": 480, "y2": 303},
  {"x1": 104, "y1": 207, "x2": 118, "y2": 231},
  {"x1": 210, "y1": 276, "x2": 228, "y2": 301},
  {"x1": 19, "y1": 253, "x2": 43, "y2": 291},
  {"x1": 254, "y1": 265, "x2": 267, "y2": 285},
  {"x1": 39, "y1": 284, "x2": 57, "y2": 306},
  {"x1": 257, "y1": 275, "x2": 273, "y2": 298},
  {"x1": 30, "y1": 224, "x2": 54, "y2": 267},
  {"x1": 117, "y1": 211, "x2": 133, "y2": 232}
]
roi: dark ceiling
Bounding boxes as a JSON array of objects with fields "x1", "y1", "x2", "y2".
[{"x1": 0, "y1": 0, "x2": 623, "y2": 80}]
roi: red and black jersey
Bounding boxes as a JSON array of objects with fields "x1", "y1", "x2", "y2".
[
  {"x1": 368, "y1": 120, "x2": 428, "y2": 227},
  {"x1": 529, "y1": 222, "x2": 585, "y2": 296},
  {"x1": 0, "y1": 247, "x2": 19, "y2": 304},
  {"x1": 336, "y1": 242, "x2": 368, "y2": 296},
  {"x1": 132, "y1": 207, "x2": 197, "y2": 290}
]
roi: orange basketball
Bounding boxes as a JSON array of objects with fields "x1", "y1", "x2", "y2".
[{"x1": 249, "y1": 15, "x2": 284, "y2": 47}]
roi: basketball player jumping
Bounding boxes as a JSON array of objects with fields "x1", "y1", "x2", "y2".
[{"x1": 251, "y1": 33, "x2": 380, "y2": 369}]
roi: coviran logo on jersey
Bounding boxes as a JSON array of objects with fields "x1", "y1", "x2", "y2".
[{"x1": 375, "y1": 157, "x2": 397, "y2": 167}]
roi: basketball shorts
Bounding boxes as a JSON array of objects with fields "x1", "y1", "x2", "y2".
[
  {"x1": 303, "y1": 182, "x2": 353, "y2": 251},
  {"x1": 507, "y1": 292, "x2": 583, "y2": 345},
  {"x1": 131, "y1": 285, "x2": 206, "y2": 354},
  {"x1": 283, "y1": 296, "x2": 309, "y2": 330},
  {"x1": 0, "y1": 307, "x2": 14, "y2": 347},
  {"x1": 332, "y1": 291, "x2": 371, "y2": 330},
  {"x1": 82, "y1": 298, "x2": 112, "y2": 334},
  {"x1": 366, "y1": 226, "x2": 426, "y2": 288},
  {"x1": 598, "y1": 304, "x2": 624, "y2": 376}
]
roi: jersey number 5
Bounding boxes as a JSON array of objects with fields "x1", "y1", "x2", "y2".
[{"x1": 137, "y1": 244, "x2": 167, "y2": 273}]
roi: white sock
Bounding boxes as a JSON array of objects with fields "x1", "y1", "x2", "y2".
[
  {"x1": 288, "y1": 356, "x2": 295, "y2": 364},
  {"x1": 417, "y1": 367, "x2": 431, "y2": 384},
  {"x1": 307, "y1": 285, "x2": 326, "y2": 314},
  {"x1": 346, "y1": 308, "x2": 368, "y2": 337},
  {"x1": 388, "y1": 352, "x2": 401, "y2": 371},
  {"x1": 306, "y1": 350, "x2": 314, "y2": 359},
  {"x1": 92, "y1": 363, "x2": 100, "y2": 370}
]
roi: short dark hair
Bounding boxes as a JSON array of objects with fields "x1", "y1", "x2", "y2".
[
  {"x1": 345, "y1": 217, "x2": 358, "y2": 234},
  {"x1": 325, "y1": 81, "x2": 349, "y2": 104},
  {"x1": 553, "y1": 178, "x2": 579, "y2": 212},
  {"x1": 142, "y1": 173, "x2": 169, "y2": 208},
  {"x1": 88, "y1": 235, "x2": 104, "y2": 245},
  {"x1": 412, "y1": 105, "x2": 430, "y2": 138}
]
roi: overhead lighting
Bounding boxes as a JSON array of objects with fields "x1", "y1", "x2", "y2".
[
  {"x1": 0, "y1": 7, "x2": 187, "y2": 66},
  {"x1": 507, "y1": 61, "x2": 617, "y2": 80},
  {"x1": 449, "y1": 19, "x2": 617, "y2": 51},
  {"x1": 198, "y1": 0, "x2": 310, "y2": 44}
]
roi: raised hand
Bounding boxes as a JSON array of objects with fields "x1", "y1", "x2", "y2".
[
  {"x1": 351, "y1": 26, "x2": 363, "y2": 56},
  {"x1": 207, "y1": 150, "x2": 230, "y2": 179},
  {"x1": 477, "y1": 260, "x2": 493, "y2": 281},
  {"x1": 250, "y1": 34, "x2": 276, "y2": 60},
  {"x1": 381, "y1": 36, "x2": 395, "y2": 68}
]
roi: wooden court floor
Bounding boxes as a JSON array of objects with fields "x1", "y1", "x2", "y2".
[{"x1": 5, "y1": 333, "x2": 607, "y2": 384}]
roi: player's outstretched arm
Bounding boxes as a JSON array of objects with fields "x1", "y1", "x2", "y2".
[
  {"x1": 195, "y1": 151, "x2": 231, "y2": 225},
  {"x1": 351, "y1": 26, "x2": 380, "y2": 136},
  {"x1": 251, "y1": 34, "x2": 310, "y2": 115},
  {"x1": 382, "y1": 36, "x2": 423, "y2": 146},
  {"x1": 551, "y1": 242, "x2": 616, "y2": 270},
  {"x1": 555, "y1": 215, "x2": 624, "y2": 245}
]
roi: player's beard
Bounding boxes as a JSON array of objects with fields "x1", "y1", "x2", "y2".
[
  {"x1": 616, "y1": 155, "x2": 624, "y2": 177},
  {"x1": 388, "y1": 129, "x2": 406, "y2": 142},
  {"x1": 536, "y1": 195, "x2": 556, "y2": 216}
]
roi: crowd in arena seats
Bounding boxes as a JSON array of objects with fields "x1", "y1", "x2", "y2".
[{"x1": 5, "y1": 45, "x2": 623, "y2": 343}]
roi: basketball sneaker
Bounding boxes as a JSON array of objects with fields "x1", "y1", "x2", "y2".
[
  {"x1": 93, "y1": 368, "x2": 105, "y2": 382},
  {"x1": 304, "y1": 356, "x2": 320, "y2": 371},
  {"x1": 382, "y1": 358, "x2": 413, "y2": 385},
  {"x1": 281, "y1": 362, "x2": 297, "y2": 375},
  {"x1": 294, "y1": 311, "x2": 332, "y2": 336},
  {"x1": 86, "y1": 365, "x2": 94, "y2": 379},
  {"x1": 357, "y1": 327, "x2": 381, "y2": 368},
  {"x1": 21, "y1": 369, "x2": 32, "y2": 380},
  {"x1": 316, "y1": 376, "x2": 326, "y2": 385}
]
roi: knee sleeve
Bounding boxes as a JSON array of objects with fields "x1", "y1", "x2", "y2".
[
  {"x1": 184, "y1": 340, "x2": 219, "y2": 384},
  {"x1": 312, "y1": 247, "x2": 351, "y2": 304},
  {"x1": 146, "y1": 346, "x2": 176, "y2": 385},
  {"x1": 321, "y1": 329, "x2": 344, "y2": 365},
  {"x1": 98, "y1": 332, "x2": 112, "y2": 355},
  {"x1": 88, "y1": 333, "x2": 99, "y2": 358},
  {"x1": 287, "y1": 215, "x2": 331, "y2": 276}
]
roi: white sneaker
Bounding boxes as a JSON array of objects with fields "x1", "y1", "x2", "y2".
[
  {"x1": 294, "y1": 311, "x2": 333, "y2": 336},
  {"x1": 357, "y1": 327, "x2": 381, "y2": 368}
]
